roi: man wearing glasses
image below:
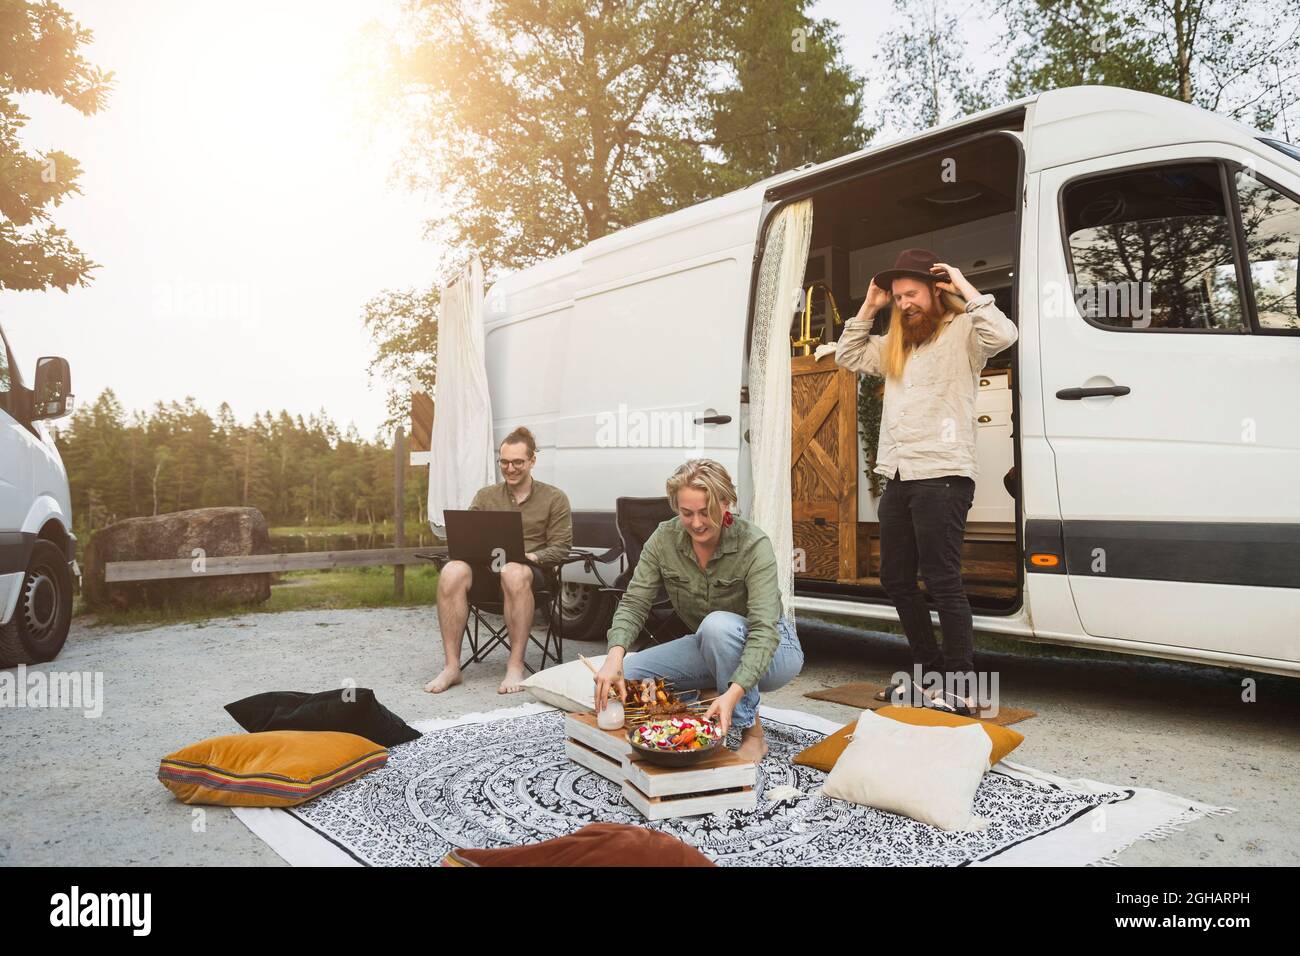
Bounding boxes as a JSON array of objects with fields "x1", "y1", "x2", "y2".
[{"x1": 425, "y1": 426, "x2": 573, "y2": 695}]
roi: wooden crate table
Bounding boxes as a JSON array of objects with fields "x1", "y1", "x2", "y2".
[
  {"x1": 564, "y1": 712, "x2": 758, "y2": 821},
  {"x1": 563, "y1": 711, "x2": 632, "y2": 783}
]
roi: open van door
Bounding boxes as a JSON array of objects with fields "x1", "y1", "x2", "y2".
[{"x1": 1036, "y1": 142, "x2": 1300, "y2": 665}]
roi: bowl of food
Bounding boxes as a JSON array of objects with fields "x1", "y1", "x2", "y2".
[{"x1": 627, "y1": 714, "x2": 726, "y2": 767}]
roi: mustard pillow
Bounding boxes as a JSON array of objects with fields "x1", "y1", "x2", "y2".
[
  {"x1": 793, "y1": 705, "x2": 1023, "y2": 772},
  {"x1": 159, "y1": 730, "x2": 387, "y2": 807}
]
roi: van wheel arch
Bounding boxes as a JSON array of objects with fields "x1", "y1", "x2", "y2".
[{"x1": 36, "y1": 518, "x2": 73, "y2": 562}]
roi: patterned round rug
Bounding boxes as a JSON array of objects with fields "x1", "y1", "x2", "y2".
[{"x1": 283, "y1": 706, "x2": 1129, "y2": 866}]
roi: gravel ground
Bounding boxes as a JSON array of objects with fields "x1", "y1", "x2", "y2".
[{"x1": 1, "y1": 606, "x2": 1296, "y2": 866}]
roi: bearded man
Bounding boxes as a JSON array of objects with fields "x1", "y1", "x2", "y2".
[{"x1": 834, "y1": 248, "x2": 1018, "y2": 712}]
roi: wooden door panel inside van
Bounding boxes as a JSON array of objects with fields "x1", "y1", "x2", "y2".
[{"x1": 790, "y1": 354, "x2": 857, "y2": 582}]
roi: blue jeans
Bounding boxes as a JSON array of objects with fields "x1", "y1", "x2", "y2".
[{"x1": 623, "y1": 611, "x2": 803, "y2": 730}]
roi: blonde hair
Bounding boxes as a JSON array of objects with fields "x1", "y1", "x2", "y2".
[
  {"x1": 879, "y1": 288, "x2": 968, "y2": 379},
  {"x1": 666, "y1": 459, "x2": 737, "y2": 528}
]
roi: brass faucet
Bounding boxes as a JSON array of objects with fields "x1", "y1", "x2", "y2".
[{"x1": 791, "y1": 281, "x2": 843, "y2": 356}]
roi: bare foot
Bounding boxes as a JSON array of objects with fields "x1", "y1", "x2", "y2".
[
  {"x1": 498, "y1": 664, "x2": 527, "y2": 695},
  {"x1": 424, "y1": 665, "x2": 462, "y2": 694},
  {"x1": 736, "y1": 719, "x2": 768, "y2": 763}
]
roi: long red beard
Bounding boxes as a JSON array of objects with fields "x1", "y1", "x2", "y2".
[{"x1": 900, "y1": 303, "x2": 943, "y2": 348}]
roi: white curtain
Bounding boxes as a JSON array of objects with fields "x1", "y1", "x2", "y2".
[
  {"x1": 427, "y1": 256, "x2": 496, "y2": 536},
  {"x1": 748, "y1": 199, "x2": 813, "y2": 623}
]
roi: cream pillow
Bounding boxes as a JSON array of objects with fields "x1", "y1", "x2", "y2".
[
  {"x1": 524, "y1": 654, "x2": 650, "y2": 711},
  {"x1": 821, "y1": 709, "x2": 992, "y2": 831}
]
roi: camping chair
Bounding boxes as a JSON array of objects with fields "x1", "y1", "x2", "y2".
[
  {"x1": 419, "y1": 548, "x2": 585, "y2": 673},
  {"x1": 581, "y1": 496, "x2": 687, "y2": 649}
]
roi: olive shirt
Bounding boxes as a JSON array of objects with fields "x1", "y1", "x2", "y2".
[
  {"x1": 468, "y1": 479, "x2": 573, "y2": 566},
  {"x1": 606, "y1": 516, "x2": 783, "y2": 692}
]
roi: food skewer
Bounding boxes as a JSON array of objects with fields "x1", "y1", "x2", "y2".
[{"x1": 577, "y1": 655, "x2": 718, "y2": 724}]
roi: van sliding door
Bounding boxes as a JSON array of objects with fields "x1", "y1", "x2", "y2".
[{"x1": 558, "y1": 249, "x2": 747, "y2": 505}]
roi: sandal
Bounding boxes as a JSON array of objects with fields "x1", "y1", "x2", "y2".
[
  {"x1": 874, "y1": 679, "x2": 908, "y2": 703},
  {"x1": 921, "y1": 687, "x2": 977, "y2": 717}
]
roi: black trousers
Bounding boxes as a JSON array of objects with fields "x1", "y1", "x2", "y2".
[{"x1": 877, "y1": 469, "x2": 976, "y2": 677}]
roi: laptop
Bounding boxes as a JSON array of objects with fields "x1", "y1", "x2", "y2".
[{"x1": 443, "y1": 510, "x2": 527, "y2": 567}]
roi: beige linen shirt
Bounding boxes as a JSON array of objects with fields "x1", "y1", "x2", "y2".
[{"x1": 834, "y1": 293, "x2": 1018, "y2": 481}]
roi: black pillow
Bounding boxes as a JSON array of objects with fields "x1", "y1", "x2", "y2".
[{"x1": 224, "y1": 688, "x2": 421, "y2": 747}]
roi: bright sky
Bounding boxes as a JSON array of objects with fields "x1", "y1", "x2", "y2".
[{"x1": 2, "y1": 0, "x2": 999, "y2": 439}]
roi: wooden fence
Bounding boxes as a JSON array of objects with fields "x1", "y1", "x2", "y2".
[
  {"x1": 103, "y1": 546, "x2": 439, "y2": 583},
  {"x1": 104, "y1": 426, "x2": 427, "y2": 598}
]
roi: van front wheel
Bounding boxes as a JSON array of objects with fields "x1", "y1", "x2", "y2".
[
  {"x1": 558, "y1": 583, "x2": 612, "y2": 643},
  {"x1": 11, "y1": 540, "x2": 73, "y2": 664}
]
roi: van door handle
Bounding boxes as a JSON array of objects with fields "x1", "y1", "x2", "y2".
[
  {"x1": 694, "y1": 414, "x2": 732, "y2": 424},
  {"x1": 1055, "y1": 385, "x2": 1131, "y2": 400}
]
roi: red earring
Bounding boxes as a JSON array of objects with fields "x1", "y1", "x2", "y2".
[{"x1": 722, "y1": 510, "x2": 734, "y2": 527}]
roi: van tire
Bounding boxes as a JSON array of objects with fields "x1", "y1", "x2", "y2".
[
  {"x1": 0, "y1": 622, "x2": 36, "y2": 667},
  {"x1": 8, "y1": 540, "x2": 73, "y2": 665},
  {"x1": 559, "y1": 583, "x2": 612, "y2": 643}
]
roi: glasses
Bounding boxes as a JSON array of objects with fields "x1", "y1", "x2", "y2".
[{"x1": 499, "y1": 458, "x2": 530, "y2": 470}]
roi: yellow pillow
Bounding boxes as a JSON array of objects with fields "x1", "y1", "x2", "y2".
[
  {"x1": 793, "y1": 705, "x2": 1023, "y2": 772},
  {"x1": 159, "y1": 730, "x2": 387, "y2": 807}
]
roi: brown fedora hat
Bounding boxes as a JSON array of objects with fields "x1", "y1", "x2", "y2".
[{"x1": 871, "y1": 247, "x2": 944, "y2": 291}]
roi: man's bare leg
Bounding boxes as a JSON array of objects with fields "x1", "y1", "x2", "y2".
[
  {"x1": 498, "y1": 563, "x2": 534, "y2": 693},
  {"x1": 425, "y1": 560, "x2": 470, "y2": 693},
  {"x1": 736, "y1": 716, "x2": 768, "y2": 763}
]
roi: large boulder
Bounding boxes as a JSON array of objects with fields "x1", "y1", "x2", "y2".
[{"x1": 83, "y1": 507, "x2": 272, "y2": 610}]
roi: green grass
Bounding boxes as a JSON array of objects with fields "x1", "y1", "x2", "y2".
[
  {"x1": 77, "y1": 565, "x2": 441, "y2": 629},
  {"x1": 267, "y1": 521, "x2": 405, "y2": 537}
]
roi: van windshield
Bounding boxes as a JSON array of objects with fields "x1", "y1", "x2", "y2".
[{"x1": 1260, "y1": 138, "x2": 1300, "y2": 167}]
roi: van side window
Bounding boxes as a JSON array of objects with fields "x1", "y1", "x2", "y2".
[
  {"x1": 1062, "y1": 163, "x2": 1244, "y2": 331},
  {"x1": 1234, "y1": 171, "x2": 1300, "y2": 332}
]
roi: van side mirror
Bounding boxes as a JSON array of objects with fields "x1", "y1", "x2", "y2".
[{"x1": 33, "y1": 356, "x2": 73, "y2": 420}]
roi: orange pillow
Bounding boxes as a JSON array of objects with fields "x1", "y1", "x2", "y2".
[
  {"x1": 793, "y1": 706, "x2": 1023, "y2": 772},
  {"x1": 159, "y1": 730, "x2": 387, "y2": 807}
]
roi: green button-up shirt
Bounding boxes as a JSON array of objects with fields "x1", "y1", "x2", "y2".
[
  {"x1": 607, "y1": 516, "x2": 783, "y2": 692},
  {"x1": 469, "y1": 479, "x2": 573, "y2": 566}
]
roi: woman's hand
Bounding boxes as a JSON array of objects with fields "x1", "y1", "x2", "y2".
[
  {"x1": 858, "y1": 279, "x2": 890, "y2": 319},
  {"x1": 593, "y1": 647, "x2": 627, "y2": 713},
  {"x1": 931, "y1": 262, "x2": 978, "y2": 301},
  {"x1": 703, "y1": 683, "x2": 745, "y2": 736}
]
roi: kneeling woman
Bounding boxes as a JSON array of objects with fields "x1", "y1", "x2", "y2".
[{"x1": 594, "y1": 459, "x2": 804, "y2": 762}]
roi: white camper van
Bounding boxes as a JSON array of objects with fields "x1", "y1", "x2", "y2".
[
  {"x1": 0, "y1": 322, "x2": 76, "y2": 666},
  {"x1": 478, "y1": 86, "x2": 1300, "y2": 677}
]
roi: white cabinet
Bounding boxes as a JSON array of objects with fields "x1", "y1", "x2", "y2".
[{"x1": 971, "y1": 371, "x2": 1015, "y2": 525}]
